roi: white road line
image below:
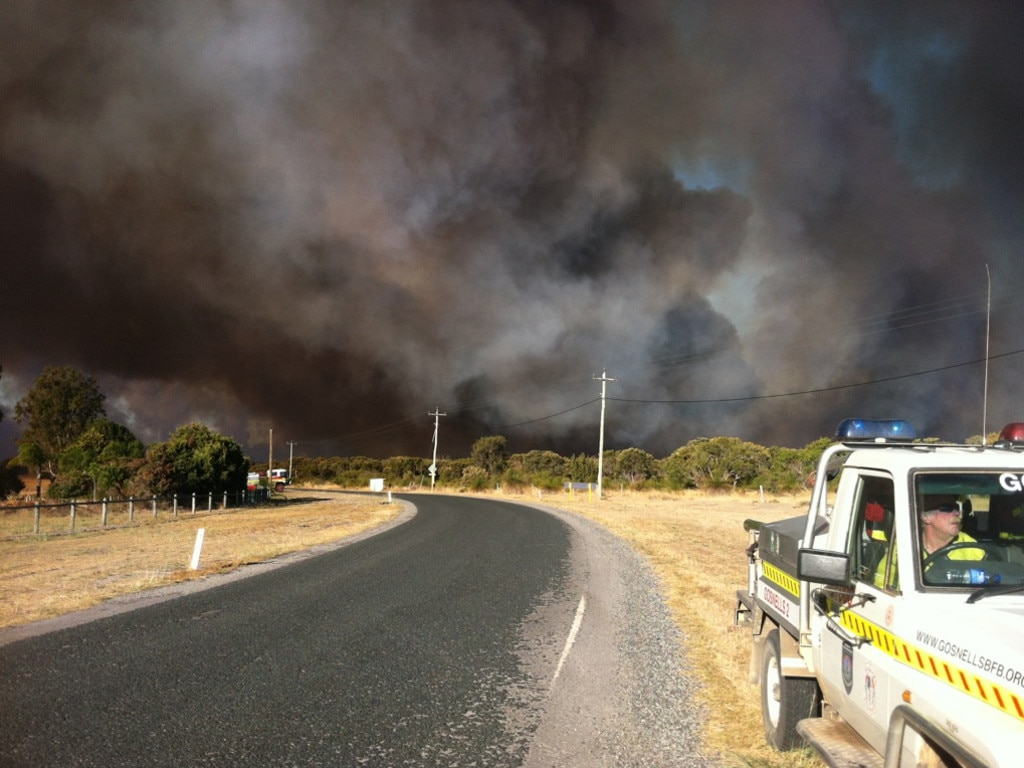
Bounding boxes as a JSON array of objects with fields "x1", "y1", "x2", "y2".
[{"x1": 551, "y1": 594, "x2": 586, "y2": 687}]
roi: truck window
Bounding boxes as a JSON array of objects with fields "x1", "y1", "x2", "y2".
[
  {"x1": 914, "y1": 473, "x2": 1024, "y2": 587},
  {"x1": 849, "y1": 475, "x2": 896, "y2": 588}
]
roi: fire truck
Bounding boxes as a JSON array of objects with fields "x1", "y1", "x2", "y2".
[
  {"x1": 269, "y1": 468, "x2": 290, "y2": 491},
  {"x1": 736, "y1": 419, "x2": 1024, "y2": 768},
  {"x1": 246, "y1": 469, "x2": 290, "y2": 492}
]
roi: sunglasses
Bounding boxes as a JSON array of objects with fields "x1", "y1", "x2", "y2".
[{"x1": 933, "y1": 503, "x2": 960, "y2": 514}]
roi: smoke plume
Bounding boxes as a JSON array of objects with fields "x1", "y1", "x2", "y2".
[{"x1": 2, "y1": 0, "x2": 1023, "y2": 459}]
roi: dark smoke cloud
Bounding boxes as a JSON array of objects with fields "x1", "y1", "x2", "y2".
[{"x1": 2, "y1": 0, "x2": 1023, "y2": 460}]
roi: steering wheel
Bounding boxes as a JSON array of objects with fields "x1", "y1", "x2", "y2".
[{"x1": 922, "y1": 541, "x2": 1005, "y2": 569}]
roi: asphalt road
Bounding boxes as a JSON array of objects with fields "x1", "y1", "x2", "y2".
[
  {"x1": 0, "y1": 495, "x2": 581, "y2": 766},
  {"x1": 0, "y1": 494, "x2": 716, "y2": 767}
]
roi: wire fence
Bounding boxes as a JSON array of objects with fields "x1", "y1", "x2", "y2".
[{"x1": 0, "y1": 488, "x2": 274, "y2": 538}]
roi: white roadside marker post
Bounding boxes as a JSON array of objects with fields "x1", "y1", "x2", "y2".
[{"x1": 190, "y1": 528, "x2": 206, "y2": 570}]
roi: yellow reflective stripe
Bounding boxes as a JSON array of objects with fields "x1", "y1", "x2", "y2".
[
  {"x1": 840, "y1": 611, "x2": 1024, "y2": 723},
  {"x1": 762, "y1": 561, "x2": 800, "y2": 597}
]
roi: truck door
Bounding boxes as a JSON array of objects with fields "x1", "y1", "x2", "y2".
[{"x1": 814, "y1": 473, "x2": 896, "y2": 755}]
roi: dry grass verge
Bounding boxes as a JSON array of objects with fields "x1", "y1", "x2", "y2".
[{"x1": 0, "y1": 493, "x2": 397, "y2": 628}]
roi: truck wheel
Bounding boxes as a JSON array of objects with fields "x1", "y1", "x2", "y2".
[{"x1": 761, "y1": 628, "x2": 818, "y2": 751}]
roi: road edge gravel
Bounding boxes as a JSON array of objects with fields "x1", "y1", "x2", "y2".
[{"x1": 520, "y1": 502, "x2": 724, "y2": 768}]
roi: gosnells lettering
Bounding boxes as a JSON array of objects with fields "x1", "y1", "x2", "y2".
[
  {"x1": 999, "y1": 473, "x2": 1024, "y2": 492},
  {"x1": 760, "y1": 583, "x2": 791, "y2": 618}
]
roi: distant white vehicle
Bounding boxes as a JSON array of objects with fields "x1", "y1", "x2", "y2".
[
  {"x1": 247, "y1": 469, "x2": 289, "y2": 492},
  {"x1": 270, "y1": 468, "x2": 290, "y2": 491}
]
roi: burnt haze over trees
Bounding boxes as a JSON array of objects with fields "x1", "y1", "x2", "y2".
[
  {"x1": 3, "y1": 366, "x2": 837, "y2": 499},
  {"x1": 3, "y1": 365, "x2": 1003, "y2": 501}
]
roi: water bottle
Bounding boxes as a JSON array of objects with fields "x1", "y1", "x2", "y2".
[{"x1": 945, "y1": 568, "x2": 1001, "y2": 585}]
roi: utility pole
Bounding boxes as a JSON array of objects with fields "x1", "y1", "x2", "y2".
[
  {"x1": 268, "y1": 427, "x2": 273, "y2": 476},
  {"x1": 594, "y1": 369, "x2": 616, "y2": 500},
  {"x1": 287, "y1": 441, "x2": 296, "y2": 480},
  {"x1": 983, "y1": 264, "x2": 991, "y2": 445},
  {"x1": 428, "y1": 408, "x2": 446, "y2": 490}
]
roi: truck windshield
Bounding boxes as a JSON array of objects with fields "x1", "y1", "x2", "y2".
[{"x1": 914, "y1": 472, "x2": 1024, "y2": 589}]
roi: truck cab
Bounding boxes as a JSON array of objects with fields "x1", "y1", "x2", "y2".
[
  {"x1": 738, "y1": 420, "x2": 1024, "y2": 768},
  {"x1": 270, "y1": 468, "x2": 290, "y2": 492}
]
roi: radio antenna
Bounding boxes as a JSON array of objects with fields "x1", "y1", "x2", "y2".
[{"x1": 982, "y1": 264, "x2": 991, "y2": 445}]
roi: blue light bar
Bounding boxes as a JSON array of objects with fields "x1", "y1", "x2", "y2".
[{"x1": 834, "y1": 418, "x2": 917, "y2": 442}]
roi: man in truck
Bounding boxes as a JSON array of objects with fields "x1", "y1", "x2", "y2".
[
  {"x1": 920, "y1": 497, "x2": 977, "y2": 559},
  {"x1": 875, "y1": 495, "x2": 983, "y2": 588}
]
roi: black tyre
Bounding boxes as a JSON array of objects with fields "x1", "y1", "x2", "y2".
[{"x1": 760, "y1": 628, "x2": 819, "y2": 750}]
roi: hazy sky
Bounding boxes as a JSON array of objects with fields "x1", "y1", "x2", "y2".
[{"x1": 2, "y1": 0, "x2": 1023, "y2": 461}]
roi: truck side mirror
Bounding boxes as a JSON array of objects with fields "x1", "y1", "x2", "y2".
[{"x1": 797, "y1": 548, "x2": 851, "y2": 586}]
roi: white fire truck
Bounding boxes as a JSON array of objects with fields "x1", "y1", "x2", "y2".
[
  {"x1": 736, "y1": 419, "x2": 1024, "y2": 768},
  {"x1": 246, "y1": 469, "x2": 290, "y2": 492}
]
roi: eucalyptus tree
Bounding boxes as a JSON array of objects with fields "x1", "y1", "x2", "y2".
[
  {"x1": 13, "y1": 365, "x2": 106, "y2": 487},
  {"x1": 663, "y1": 436, "x2": 770, "y2": 490},
  {"x1": 613, "y1": 447, "x2": 656, "y2": 485},
  {"x1": 471, "y1": 435, "x2": 510, "y2": 477}
]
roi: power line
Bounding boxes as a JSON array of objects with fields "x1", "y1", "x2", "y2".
[
  {"x1": 291, "y1": 413, "x2": 426, "y2": 444},
  {"x1": 290, "y1": 285, "x2": 1024, "y2": 447},
  {"x1": 376, "y1": 284, "x2": 1024, "y2": 432},
  {"x1": 496, "y1": 398, "x2": 600, "y2": 429},
  {"x1": 292, "y1": 345, "x2": 1024, "y2": 448},
  {"x1": 621, "y1": 277, "x2": 1024, "y2": 381},
  {"x1": 609, "y1": 347, "x2": 1024, "y2": 405}
]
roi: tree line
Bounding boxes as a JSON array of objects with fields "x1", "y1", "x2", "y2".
[
  {"x1": 294, "y1": 433, "x2": 833, "y2": 494},
  {"x1": 0, "y1": 364, "x2": 844, "y2": 501},
  {"x1": 1, "y1": 365, "x2": 247, "y2": 500}
]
